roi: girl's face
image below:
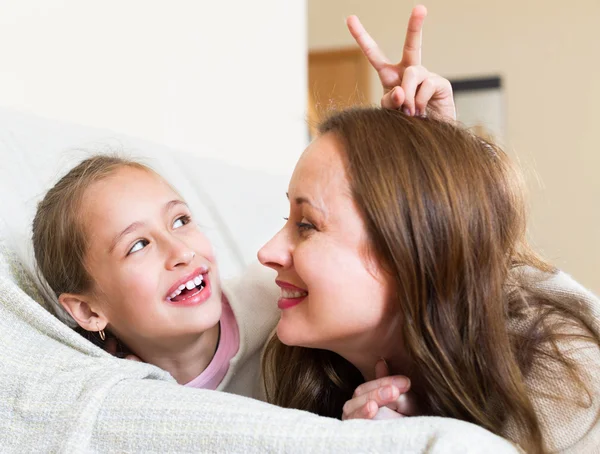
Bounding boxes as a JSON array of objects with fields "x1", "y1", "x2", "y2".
[
  {"x1": 258, "y1": 134, "x2": 396, "y2": 355},
  {"x1": 78, "y1": 167, "x2": 221, "y2": 347}
]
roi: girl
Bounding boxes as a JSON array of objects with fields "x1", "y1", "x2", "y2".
[
  {"x1": 32, "y1": 155, "x2": 279, "y2": 397},
  {"x1": 258, "y1": 108, "x2": 600, "y2": 453}
]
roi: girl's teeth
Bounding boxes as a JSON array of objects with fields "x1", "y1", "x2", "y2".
[{"x1": 170, "y1": 274, "x2": 205, "y2": 299}]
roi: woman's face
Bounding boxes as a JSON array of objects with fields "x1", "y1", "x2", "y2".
[
  {"x1": 258, "y1": 134, "x2": 395, "y2": 353},
  {"x1": 78, "y1": 167, "x2": 222, "y2": 346}
]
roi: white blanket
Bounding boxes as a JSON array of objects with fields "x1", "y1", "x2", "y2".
[{"x1": 0, "y1": 240, "x2": 519, "y2": 452}]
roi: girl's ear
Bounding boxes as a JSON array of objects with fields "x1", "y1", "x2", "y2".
[{"x1": 58, "y1": 293, "x2": 108, "y2": 332}]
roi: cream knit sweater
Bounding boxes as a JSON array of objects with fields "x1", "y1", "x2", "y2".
[{"x1": 505, "y1": 268, "x2": 600, "y2": 452}]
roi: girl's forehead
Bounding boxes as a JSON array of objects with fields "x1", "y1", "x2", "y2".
[
  {"x1": 80, "y1": 168, "x2": 180, "y2": 229},
  {"x1": 87, "y1": 167, "x2": 174, "y2": 200}
]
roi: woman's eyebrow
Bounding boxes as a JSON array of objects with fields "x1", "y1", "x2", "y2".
[{"x1": 286, "y1": 192, "x2": 325, "y2": 214}]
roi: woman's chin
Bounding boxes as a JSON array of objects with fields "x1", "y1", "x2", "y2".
[
  {"x1": 276, "y1": 322, "x2": 292, "y2": 345},
  {"x1": 276, "y1": 320, "x2": 304, "y2": 346},
  {"x1": 276, "y1": 320, "x2": 320, "y2": 349}
]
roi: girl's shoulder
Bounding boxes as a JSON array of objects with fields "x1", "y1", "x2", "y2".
[{"x1": 222, "y1": 263, "x2": 280, "y2": 353}]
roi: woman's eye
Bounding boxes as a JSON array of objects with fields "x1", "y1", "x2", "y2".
[
  {"x1": 128, "y1": 239, "x2": 149, "y2": 255},
  {"x1": 296, "y1": 220, "x2": 316, "y2": 233},
  {"x1": 173, "y1": 215, "x2": 191, "y2": 229}
]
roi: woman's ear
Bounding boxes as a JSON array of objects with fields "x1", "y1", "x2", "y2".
[{"x1": 58, "y1": 293, "x2": 108, "y2": 332}]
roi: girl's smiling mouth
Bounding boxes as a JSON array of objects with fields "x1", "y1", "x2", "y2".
[{"x1": 166, "y1": 267, "x2": 211, "y2": 306}]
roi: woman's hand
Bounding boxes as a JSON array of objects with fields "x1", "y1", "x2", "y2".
[
  {"x1": 347, "y1": 5, "x2": 456, "y2": 121},
  {"x1": 342, "y1": 359, "x2": 420, "y2": 420}
]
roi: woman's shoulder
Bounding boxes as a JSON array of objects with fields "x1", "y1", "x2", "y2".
[
  {"x1": 508, "y1": 267, "x2": 600, "y2": 452},
  {"x1": 514, "y1": 266, "x2": 599, "y2": 316}
]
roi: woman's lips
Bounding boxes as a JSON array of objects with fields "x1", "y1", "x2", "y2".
[{"x1": 276, "y1": 280, "x2": 308, "y2": 310}]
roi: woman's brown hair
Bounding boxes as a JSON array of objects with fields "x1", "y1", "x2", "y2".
[{"x1": 262, "y1": 108, "x2": 598, "y2": 453}]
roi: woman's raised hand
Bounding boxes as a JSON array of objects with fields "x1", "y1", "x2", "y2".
[
  {"x1": 342, "y1": 359, "x2": 420, "y2": 420},
  {"x1": 347, "y1": 5, "x2": 456, "y2": 120}
]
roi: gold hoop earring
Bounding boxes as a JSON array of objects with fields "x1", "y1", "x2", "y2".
[{"x1": 96, "y1": 322, "x2": 106, "y2": 341}]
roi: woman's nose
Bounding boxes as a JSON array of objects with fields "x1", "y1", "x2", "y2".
[{"x1": 257, "y1": 228, "x2": 292, "y2": 270}]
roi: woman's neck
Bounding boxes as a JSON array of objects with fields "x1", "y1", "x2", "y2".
[
  {"x1": 340, "y1": 342, "x2": 408, "y2": 382},
  {"x1": 120, "y1": 322, "x2": 221, "y2": 384},
  {"x1": 331, "y1": 315, "x2": 410, "y2": 382}
]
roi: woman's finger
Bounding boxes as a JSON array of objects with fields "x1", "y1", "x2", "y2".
[
  {"x1": 347, "y1": 15, "x2": 390, "y2": 71},
  {"x1": 401, "y1": 5, "x2": 427, "y2": 68},
  {"x1": 414, "y1": 76, "x2": 438, "y2": 116},
  {"x1": 387, "y1": 391, "x2": 422, "y2": 417},
  {"x1": 343, "y1": 400, "x2": 379, "y2": 420},
  {"x1": 352, "y1": 375, "x2": 411, "y2": 398},
  {"x1": 381, "y1": 86, "x2": 406, "y2": 110},
  {"x1": 400, "y1": 65, "x2": 430, "y2": 115},
  {"x1": 344, "y1": 385, "x2": 401, "y2": 417},
  {"x1": 428, "y1": 75, "x2": 456, "y2": 120},
  {"x1": 372, "y1": 405, "x2": 406, "y2": 420}
]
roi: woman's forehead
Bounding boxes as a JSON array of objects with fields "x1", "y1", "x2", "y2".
[{"x1": 290, "y1": 135, "x2": 348, "y2": 195}]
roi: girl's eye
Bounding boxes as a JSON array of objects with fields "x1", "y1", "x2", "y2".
[
  {"x1": 128, "y1": 239, "x2": 149, "y2": 255},
  {"x1": 173, "y1": 215, "x2": 191, "y2": 229}
]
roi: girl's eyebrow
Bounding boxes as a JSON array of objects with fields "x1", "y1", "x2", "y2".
[
  {"x1": 109, "y1": 221, "x2": 144, "y2": 253},
  {"x1": 108, "y1": 200, "x2": 189, "y2": 253},
  {"x1": 166, "y1": 199, "x2": 188, "y2": 211}
]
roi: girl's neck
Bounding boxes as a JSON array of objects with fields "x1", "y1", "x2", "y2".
[{"x1": 123, "y1": 322, "x2": 221, "y2": 384}]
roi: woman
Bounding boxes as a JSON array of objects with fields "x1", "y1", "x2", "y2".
[{"x1": 258, "y1": 108, "x2": 600, "y2": 453}]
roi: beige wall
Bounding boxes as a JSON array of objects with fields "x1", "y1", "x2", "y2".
[
  {"x1": 0, "y1": 0, "x2": 307, "y2": 175},
  {"x1": 309, "y1": 0, "x2": 600, "y2": 294}
]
